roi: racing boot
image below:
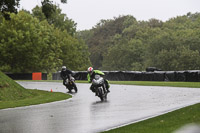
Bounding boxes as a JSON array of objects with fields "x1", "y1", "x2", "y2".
[
  {"x1": 106, "y1": 88, "x2": 110, "y2": 93},
  {"x1": 105, "y1": 81, "x2": 110, "y2": 93}
]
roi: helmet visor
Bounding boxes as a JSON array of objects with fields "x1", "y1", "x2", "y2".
[{"x1": 88, "y1": 71, "x2": 93, "y2": 75}]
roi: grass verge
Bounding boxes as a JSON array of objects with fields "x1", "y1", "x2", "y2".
[
  {"x1": 101, "y1": 81, "x2": 200, "y2": 133},
  {"x1": 102, "y1": 103, "x2": 200, "y2": 133},
  {"x1": 0, "y1": 71, "x2": 71, "y2": 110},
  {"x1": 0, "y1": 89, "x2": 71, "y2": 109},
  {"x1": 109, "y1": 81, "x2": 200, "y2": 88}
]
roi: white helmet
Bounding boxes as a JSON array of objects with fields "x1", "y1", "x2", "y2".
[
  {"x1": 62, "y1": 66, "x2": 66, "y2": 71},
  {"x1": 87, "y1": 67, "x2": 93, "y2": 75}
]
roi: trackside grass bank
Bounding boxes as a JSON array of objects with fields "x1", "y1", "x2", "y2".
[
  {"x1": 101, "y1": 81, "x2": 200, "y2": 133},
  {"x1": 102, "y1": 103, "x2": 200, "y2": 133},
  {"x1": 109, "y1": 81, "x2": 200, "y2": 88},
  {"x1": 0, "y1": 71, "x2": 71, "y2": 109}
]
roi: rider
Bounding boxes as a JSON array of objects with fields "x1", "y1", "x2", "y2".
[
  {"x1": 60, "y1": 66, "x2": 73, "y2": 92},
  {"x1": 87, "y1": 67, "x2": 110, "y2": 95}
]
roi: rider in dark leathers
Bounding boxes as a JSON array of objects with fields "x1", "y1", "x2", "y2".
[{"x1": 60, "y1": 66, "x2": 73, "y2": 92}]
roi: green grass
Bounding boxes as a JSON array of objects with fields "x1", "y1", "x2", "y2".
[
  {"x1": 102, "y1": 103, "x2": 200, "y2": 133},
  {"x1": 0, "y1": 71, "x2": 71, "y2": 109},
  {"x1": 101, "y1": 81, "x2": 200, "y2": 133},
  {"x1": 0, "y1": 89, "x2": 71, "y2": 109},
  {"x1": 109, "y1": 81, "x2": 200, "y2": 88}
]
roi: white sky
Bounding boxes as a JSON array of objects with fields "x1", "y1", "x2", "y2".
[{"x1": 19, "y1": 0, "x2": 200, "y2": 31}]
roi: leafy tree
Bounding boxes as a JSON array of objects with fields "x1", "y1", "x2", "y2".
[
  {"x1": 147, "y1": 25, "x2": 200, "y2": 71},
  {"x1": 0, "y1": 11, "x2": 91, "y2": 72},
  {"x1": 0, "y1": 0, "x2": 20, "y2": 19},
  {"x1": 154, "y1": 46, "x2": 200, "y2": 70},
  {"x1": 77, "y1": 13, "x2": 200, "y2": 71},
  {"x1": 32, "y1": 6, "x2": 46, "y2": 21},
  {"x1": 163, "y1": 15, "x2": 192, "y2": 30},
  {"x1": 41, "y1": 0, "x2": 55, "y2": 20},
  {"x1": 122, "y1": 16, "x2": 138, "y2": 39},
  {"x1": 77, "y1": 29, "x2": 94, "y2": 43},
  {"x1": 102, "y1": 37, "x2": 145, "y2": 71},
  {"x1": 82, "y1": 15, "x2": 134, "y2": 69},
  {"x1": 0, "y1": 11, "x2": 62, "y2": 72},
  {"x1": 147, "y1": 18, "x2": 163, "y2": 28},
  {"x1": 56, "y1": 30, "x2": 91, "y2": 70},
  {"x1": 33, "y1": 4, "x2": 76, "y2": 36}
]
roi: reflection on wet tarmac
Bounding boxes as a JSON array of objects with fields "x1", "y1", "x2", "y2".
[{"x1": 0, "y1": 82, "x2": 200, "y2": 133}]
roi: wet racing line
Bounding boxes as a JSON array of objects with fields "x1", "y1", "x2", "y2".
[{"x1": 0, "y1": 81, "x2": 200, "y2": 133}]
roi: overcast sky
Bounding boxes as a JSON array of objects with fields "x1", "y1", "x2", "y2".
[{"x1": 19, "y1": 0, "x2": 200, "y2": 31}]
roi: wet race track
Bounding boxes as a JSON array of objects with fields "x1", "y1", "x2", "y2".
[{"x1": 1, "y1": 81, "x2": 200, "y2": 133}]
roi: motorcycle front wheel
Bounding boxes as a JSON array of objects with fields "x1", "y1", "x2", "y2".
[{"x1": 73, "y1": 84, "x2": 78, "y2": 92}]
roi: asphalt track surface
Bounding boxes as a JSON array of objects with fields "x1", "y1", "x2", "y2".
[{"x1": 1, "y1": 81, "x2": 200, "y2": 133}]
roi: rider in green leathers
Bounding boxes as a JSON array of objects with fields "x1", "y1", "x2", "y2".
[{"x1": 87, "y1": 67, "x2": 110, "y2": 94}]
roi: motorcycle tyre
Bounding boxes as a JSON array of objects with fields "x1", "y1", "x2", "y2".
[
  {"x1": 73, "y1": 83, "x2": 78, "y2": 93},
  {"x1": 98, "y1": 87, "x2": 104, "y2": 101}
]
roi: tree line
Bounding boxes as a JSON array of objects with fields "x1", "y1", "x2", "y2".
[
  {"x1": 0, "y1": 0, "x2": 91, "y2": 73},
  {"x1": 78, "y1": 13, "x2": 200, "y2": 71},
  {"x1": 1, "y1": 0, "x2": 200, "y2": 72}
]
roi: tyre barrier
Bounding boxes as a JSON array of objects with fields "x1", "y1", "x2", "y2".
[
  {"x1": 5, "y1": 73, "x2": 47, "y2": 80},
  {"x1": 53, "y1": 70, "x2": 200, "y2": 82},
  {"x1": 5, "y1": 70, "x2": 200, "y2": 82}
]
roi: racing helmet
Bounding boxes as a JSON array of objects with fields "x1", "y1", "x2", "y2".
[
  {"x1": 87, "y1": 67, "x2": 93, "y2": 75},
  {"x1": 62, "y1": 66, "x2": 67, "y2": 71}
]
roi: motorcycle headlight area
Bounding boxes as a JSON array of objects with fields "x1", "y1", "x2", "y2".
[{"x1": 92, "y1": 77, "x2": 104, "y2": 85}]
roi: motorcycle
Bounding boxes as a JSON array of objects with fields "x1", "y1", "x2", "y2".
[
  {"x1": 92, "y1": 75, "x2": 108, "y2": 101},
  {"x1": 64, "y1": 77, "x2": 78, "y2": 93}
]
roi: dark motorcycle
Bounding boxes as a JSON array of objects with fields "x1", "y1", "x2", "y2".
[
  {"x1": 92, "y1": 75, "x2": 108, "y2": 101},
  {"x1": 64, "y1": 77, "x2": 78, "y2": 93}
]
